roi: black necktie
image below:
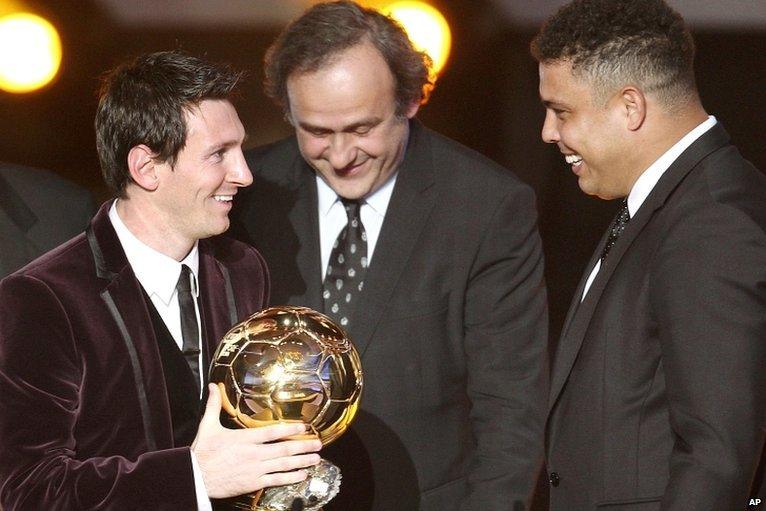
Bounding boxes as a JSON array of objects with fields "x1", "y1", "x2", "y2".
[
  {"x1": 177, "y1": 264, "x2": 201, "y2": 393},
  {"x1": 323, "y1": 199, "x2": 368, "y2": 329},
  {"x1": 600, "y1": 198, "x2": 630, "y2": 261}
]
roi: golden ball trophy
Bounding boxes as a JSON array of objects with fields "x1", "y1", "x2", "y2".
[{"x1": 209, "y1": 306, "x2": 363, "y2": 511}]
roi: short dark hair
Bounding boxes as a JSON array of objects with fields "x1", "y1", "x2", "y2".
[
  {"x1": 95, "y1": 50, "x2": 242, "y2": 197},
  {"x1": 264, "y1": 0, "x2": 434, "y2": 117},
  {"x1": 531, "y1": 0, "x2": 697, "y2": 108}
]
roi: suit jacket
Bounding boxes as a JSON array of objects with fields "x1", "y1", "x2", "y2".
[
  {"x1": 0, "y1": 202, "x2": 270, "y2": 510},
  {"x1": 0, "y1": 162, "x2": 95, "y2": 278},
  {"x1": 546, "y1": 123, "x2": 766, "y2": 510},
  {"x1": 232, "y1": 120, "x2": 549, "y2": 511}
]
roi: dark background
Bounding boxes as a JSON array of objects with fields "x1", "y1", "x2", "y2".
[{"x1": 2, "y1": 2, "x2": 764, "y2": 503}]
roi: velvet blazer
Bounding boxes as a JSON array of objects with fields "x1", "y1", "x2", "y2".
[{"x1": 0, "y1": 202, "x2": 269, "y2": 510}]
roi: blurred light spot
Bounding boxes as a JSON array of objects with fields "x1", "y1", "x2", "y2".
[
  {"x1": 382, "y1": 1, "x2": 451, "y2": 75},
  {"x1": 0, "y1": 12, "x2": 62, "y2": 93}
]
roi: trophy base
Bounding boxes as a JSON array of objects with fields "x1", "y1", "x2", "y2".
[{"x1": 222, "y1": 459, "x2": 341, "y2": 511}]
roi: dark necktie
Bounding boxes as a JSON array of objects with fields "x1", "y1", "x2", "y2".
[
  {"x1": 600, "y1": 198, "x2": 630, "y2": 261},
  {"x1": 177, "y1": 264, "x2": 201, "y2": 393},
  {"x1": 323, "y1": 199, "x2": 368, "y2": 329}
]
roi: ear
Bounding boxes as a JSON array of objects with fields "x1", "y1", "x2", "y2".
[
  {"x1": 404, "y1": 99, "x2": 420, "y2": 119},
  {"x1": 620, "y1": 86, "x2": 646, "y2": 131},
  {"x1": 127, "y1": 145, "x2": 160, "y2": 192}
]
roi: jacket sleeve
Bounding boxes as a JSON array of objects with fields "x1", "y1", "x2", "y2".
[
  {"x1": 0, "y1": 274, "x2": 198, "y2": 510},
  {"x1": 460, "y1": 184, "x2": 549, "y2": 511},
  {"x1": 651, "y1": 201, "x2": 766, "y2": 510}
]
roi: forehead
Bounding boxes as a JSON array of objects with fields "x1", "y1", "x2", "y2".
[
  {"x1": 539, "y1": 61, "x2": 593, "y2": 105},
  {"x1": 184, "y1": 99, "x2": 244, "y2": 142},
  {"x1": 286, "y1": 42, "x2": 396, "y2": 125}
]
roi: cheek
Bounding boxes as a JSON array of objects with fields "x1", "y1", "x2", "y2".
[{"x1": 296, "y1": 135, "x2": 326, "y2": 159}]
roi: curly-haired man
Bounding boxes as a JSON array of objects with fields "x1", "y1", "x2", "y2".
[{"x1": 532, "y1": 1, "x2": 766, "y2": 509}]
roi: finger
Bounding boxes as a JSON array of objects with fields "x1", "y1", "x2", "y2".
[
  {"x1": 259, "y1": 469, "x2": 310, "y2": 489},
  {"x1": 199, "y1": 383, "x2": 223, "y2": 428},
  {"x1": 258, "y1": 453, "x2": 322, "y2": 475},
  {"x1": 246, "y1": 422, "x2": 310, "y2": 443},
  {"x1": 252, "y1": 439, "x2": 323, "y2": 460}
]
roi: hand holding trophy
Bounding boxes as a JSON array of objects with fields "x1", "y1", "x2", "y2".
[{"x1": 209, "y1": 306, "x2": 363, "y2": 511}]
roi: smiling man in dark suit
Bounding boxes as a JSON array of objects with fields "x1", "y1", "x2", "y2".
[
  {"x1": 0, "y1": 51, "x2": 321, "y2": 510},
  {"x1": 532, "y1": 1, "x2": 766, "y2": 509},
  {"x1": 231, "y1": 2, "x2": 549, "y2": 510},
  {"x1": 0, "y1": 162, "x2": 95, "y2": 278}
]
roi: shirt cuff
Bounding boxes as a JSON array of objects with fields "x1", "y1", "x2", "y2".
[{"x1": 191, "y1": 450, "x2": 213, "y2": 511}]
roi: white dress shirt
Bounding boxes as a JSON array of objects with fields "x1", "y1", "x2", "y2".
[
  {"x1": 581, "y1": 115, "x2": 718, "y2": 300},
  {"x1": 317, "y1": 173, "x2": 397, "y2": 277},
  {"x1": 108, "y1": 202, "x2": 212, "y2": 511}
]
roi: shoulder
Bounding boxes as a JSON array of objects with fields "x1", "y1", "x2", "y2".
[
  {"x1": 414, "y1": 123, "x2": 536, "y2": 204},
  {"x1": 1, "y1": 163, "x2": 92, "y2": 204},
  {"x1": 244, "y1": 136, "x2": 303, "y2": 184},
  {"x1": 203, "y1": 235, "x2": 268, "y2": 276}
]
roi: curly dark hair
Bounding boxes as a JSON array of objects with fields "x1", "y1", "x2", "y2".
[
  {"x1": 95, "y1": 51, "x2": 242, "y2": 197},
  {"x1": 531, "y1": 0, "x2": 697, "y2": 108},
  {"x1": 264, "y1": 0, "x2": 434, "y2": 117}
]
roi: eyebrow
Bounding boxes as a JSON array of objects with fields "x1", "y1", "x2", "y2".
[
  {"x1": 206, "y1": 133, "x2": 248, "y2": 154},
  {"x1": 299, "y1": 117, "x2": 383, "y2": 133}
]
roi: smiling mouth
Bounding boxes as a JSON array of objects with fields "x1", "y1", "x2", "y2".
[
  {"x1": 213, "y1": 195, "x2": 234, "y2": 203},
  {"x1": 564, "y1": 154, "x2": 583, "y2": 166}
]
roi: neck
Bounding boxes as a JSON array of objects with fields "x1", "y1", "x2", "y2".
[{"x1": 116, "y1": 194, "x2": 195, "y2": 262}]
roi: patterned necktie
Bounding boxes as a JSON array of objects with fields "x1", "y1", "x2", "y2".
[
  {"x1": 323, "y1": 199, "x2": 368, "y2": 328},
  {"x1": 176, "y1": 264, "x2": 201, "y2": 393},
  {"x1": 600, "y1": 198, "x2": 630, "y2": 261}
]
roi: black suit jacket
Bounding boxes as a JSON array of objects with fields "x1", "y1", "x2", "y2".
[
  {"x1": 546, "y1": 123, "x2": 766, "y2": 510},
  {"x1": 0, "y1": 162, "x2": 95, "y2": 278},
  {"x1": 232, "y1": 120, "x2": 549, "y2": 511},
  {"x1": 0, "y1": 202, "x2": 270, "y2": 509}
]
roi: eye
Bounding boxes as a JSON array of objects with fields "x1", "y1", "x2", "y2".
[
  {"x1": 211, "y1": 149, "x2": 226, "y2": 162},
  {"x1": 352, "y1": 126, "x2": 372, "y2": 136},
  {"x1": 553, "y1": 108, "x2": 568, "y2": 120}
]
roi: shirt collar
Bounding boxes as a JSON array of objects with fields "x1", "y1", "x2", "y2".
[
  {"x1": 315, "y1": 171, "x2": 398, "y2": 218},
  {"x1": 627, "y1": 115, "x2": 717, "y2": 217},
  {"x1": 109, "y1": 200, "x2": 199, "y2": 305}
]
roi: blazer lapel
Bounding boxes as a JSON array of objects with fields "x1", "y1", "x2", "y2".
[
  {"x1": 197, "y1": 242, "x2": 240, "y2": 374},
  {"x1": 289, "y1": 164, "x2": 324, "y2": 312},
  {"x1": 0, "y1": 173, "x2": 40, "y2": 276},
  {"x1": 350, "y1": 121, "x2": 437, "y2": 356},
  {"x1": 87, "y1": 202, "x2": 174, "y2": 450},
  {"x1": 549, "y1": 123, "x2": 732, "y2": 411}
]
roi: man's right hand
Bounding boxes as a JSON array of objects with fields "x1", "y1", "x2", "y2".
[{"x1": 192, "y1": 383, "x2": 323, "y2": 499}]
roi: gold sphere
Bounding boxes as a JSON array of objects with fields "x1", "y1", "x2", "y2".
[{"x1": 210, "y1": 306, "x2": 363, "y2": 445}]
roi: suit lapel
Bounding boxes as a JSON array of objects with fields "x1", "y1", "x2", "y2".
[
  {"x1": 0, "y1": 173, "x2": 40, "y2": 275},
  {"x1": 290, "y1": 164, "x2": 324, "y2": 312},
  {"x1": 349, "y1": 121, "x2": 437, "y2": 356},
  {"x1": 549, "y1": 123, "x2": 732, "y2": 411},
  {"x1": 87, "y1": 202, "x2": 174, "y2": 449},
  {"x1": 197, "y1": 242, "x2": 240, "y2": 374}
]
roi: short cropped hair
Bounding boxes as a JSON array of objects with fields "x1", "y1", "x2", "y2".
[
  {"x1": 531, "y1": 0, "x2": 697, "y2": 108},
  {"x1": 95, "y1": 51, "x2": 242, "y2": 197},
  {"x1": 264, "y1": 0, "x2": 434, "y2": 117}
]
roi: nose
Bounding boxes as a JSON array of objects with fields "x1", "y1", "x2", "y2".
[
  {"x1": 541, "y1": 110, "x2": 560, "y2": 144},
  {"x1": 228, "y1": 148, "x2": 253, "y2": 187},
  {"x1": 326, "y1": 133, "x2": 356, "y2": 170}
]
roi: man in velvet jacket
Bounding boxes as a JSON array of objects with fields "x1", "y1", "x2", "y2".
[
  {"x1": 532, "y1": 1, "x2": 766, "y2": 509},
  {"x1": 0, "y1": 51, "x2": 321, "y2": 510},
  {"x1": 232, "y1": 3, "x2": 549, "y2": 510}
]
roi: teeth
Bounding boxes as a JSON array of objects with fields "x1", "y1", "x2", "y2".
[
  {"x1": 565, "y1": 154, "x2": 583, "y2": 165},
  {"x1": 214, "y1": 195, "x2": 233, "y2": 202}
]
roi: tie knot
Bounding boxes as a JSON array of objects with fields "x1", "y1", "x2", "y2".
[
  {"x1": 177, "y1": 264, "x2": 193, "y2": 294},
  {"x1": 340, "y1": 199, "x2": 362, "y2": 222}
]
